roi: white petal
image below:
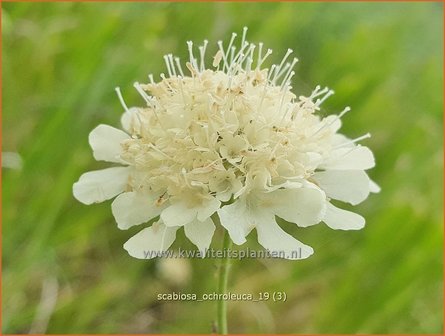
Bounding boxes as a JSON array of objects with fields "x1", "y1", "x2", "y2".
[
  {"x1": 123, "y1": 221, "x2": 178, "y2": 259},
  {"x1": 331, "y1": 134, "x2": 354, "y2": 148},
  {"x1": 265, "y1": 180, "x2": 302, "y2": 192},
  {"x1": 320, "y1": 146, "x2": 375, "y2": 170},
  {"x1": 323, "y1": 115, "x2": 342, "y2": 133},
  {"x1": 112, "y1": 191, "x2": 165, "y2": 230},
  {"x1": 324, "y1": 202, "x2": 365, "y2": 230},
  {"x1": 216, "y1": 190, "x2": 232, "y2": 202},
  {"x1": 196, "y1": 198, "x2": 221, "y2": 222},
  {"x1": 255, "y1": 212, "x2": 314, "y2": 260},
  {"x1": 313, "y1": 170, "x2": 370, "y2": 205},
  {"x1": 369, "y1": 179, "x2": 381, "y2": 193},
  {"x1": 89, "y1": 124, "x2": 129, "y2": 163},
  {"x1": 184, "y1": 217, "x2": 215, "y2": 255},
  {"x1": 304, "y1": 152, "x2": 323, "y2": 169},
  {"x1": 73, "y1": 167, "x2": 129, "y2": 205},
  {"x1": 161, "y1": 202, "x2": 197, "y2": 227},
  {"x1": 217, "y1": 201, "x2": 253, "y2": 245},
  {"x1": 268, "y1": 187, "x2": 326, "y2": 227}
]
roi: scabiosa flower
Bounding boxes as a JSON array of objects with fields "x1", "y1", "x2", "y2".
[{"x1": 73, "y1": 28, "x2": 378, "y2": 260}]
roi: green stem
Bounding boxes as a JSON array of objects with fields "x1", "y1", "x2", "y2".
[{"x1": 214, "y1": 215, "x2": 233, "y2": 335}]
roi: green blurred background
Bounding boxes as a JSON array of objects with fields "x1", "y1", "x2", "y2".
[{"x1": 2, "y1": 2, "x2": 443, "y2": 334}]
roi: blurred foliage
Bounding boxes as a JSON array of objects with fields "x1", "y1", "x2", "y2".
[{"x1": 2, "y1": 2, "x2": 443, "y2": 334}]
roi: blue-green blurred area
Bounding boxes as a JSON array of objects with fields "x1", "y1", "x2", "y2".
[{"x1": 2, "y1": 2, "x2": 443, "y2": 333}]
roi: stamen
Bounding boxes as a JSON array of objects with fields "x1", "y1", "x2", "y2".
[
  {"x1": 281, "y1": 71, "x2": 295, "y2": 91},
  {"x1": 199, "y1": 40, "x2": 208, "y2": 72},
  {"x1": 133, "y1": 83, "x2": 163, "y2": 128},
  {"x1": 174, "y1": 57, "x2": 185, "y2": 77},
  {"x1": 168, "y1": 54, "x2": 177, "y2": 77},
  {"x1": 241, "y1": 27, "x2": 248, "y2": 48},
  {"x1": 226, "y1": 33, "x2": 237, "y2": 65},
  {"x1": 217, "y1": 40, "x2": 230, "y2": 71},
  {"x1": 280, "y1": 57, "x2": 298, "y2": 86},
  {"x1": 334, "y1": 133, "x2": 371, "y2": 149},
  {"x1": 230, "y1": 46, "x2": 236, "y2": 64},
  {"x1": 245, "y1": 56, "x2": 253, "y2": 74},
  {"x1": 227, "y1": 41, "x2": 249, "y2": 76},
  {"x1": 315, "y1": 89, "x2": 335, "y2": 106},
  {"x1": 267, "y1": 64, "x2": 277, "y2": 82},
  {"x1": 258, "y1": 48, "x2": 272, "y2": 69},
  {"x1": 164, "y1": 55, "x2": 173, "y2": 77},
  {"x1": 312, "y1": 106, "x2": 351, "y2": 135},
  {"x1": 186, "y1": 62, "x2": 197, "y2": 78},
  {"x1": 274, "y1": 48, "x2": 293, "y2": 83},
  {"x1": 114, "y1": 87, "x2": 129, "y2": 111},
  {"x1": 239, "y1": 44, "x2": 255, "y2": 70},
  {"x1": 280, "y1": 102, "x2": 293, "y2": 125},
  {"x1": 213, "y1": 50, "x2": 223, "y2": 68},
  {"x1": 338, "y1": 106, "x2": 351, "y2": 119},
  {"x1": 186, "y1": 41, "x2": 199, "y2": 72},
  {"x1": 160, "y1": 73, "x2": 175, "y2": 92},
  {"x1": 227, "y1": 33, "x2": 237, "y2": 52},
  {"x1": 308, "y1": 86, "x2": 329, "y2": 100},
  {"x1": 148, "y1": 74, "x2": 155, "y2": 84},
  {"x1": 309, "y1": 85, "x2": 322, "y2": 98},
  {"x1": 257, "y1": 42, "x2": 263, "y2": 69},
  {"x1": 217, "y1": 34, "x2": 237, "y2": 72},
  {"x1": 133, "y1": 82, "x2": 154, "y2": 107},
  {"x1": 274, "y1": 62, "x2": 290, "y2": 83}
]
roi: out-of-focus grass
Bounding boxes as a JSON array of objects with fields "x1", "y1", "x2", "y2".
[{"x1": 2, "y1": 2, "x2": 443, "y2": 334}]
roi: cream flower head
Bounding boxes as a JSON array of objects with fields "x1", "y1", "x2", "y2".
[{"x1": 73, "y1": 28, "x2": 378, "y2": 260}]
